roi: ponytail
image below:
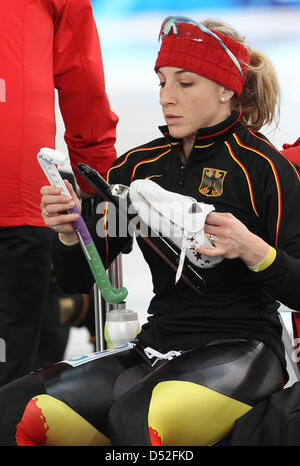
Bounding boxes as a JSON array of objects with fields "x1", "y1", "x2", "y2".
[
  {"x1": 201, "y1": 19, "x2": 280, "y2": 131},
  {"x1": 237, "y1": 48, "x2": 280, "y2": 131}
]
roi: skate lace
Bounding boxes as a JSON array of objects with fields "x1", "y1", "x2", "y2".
[{"x1": 144, "y1": 347, "x2": 182, "y2": 366}]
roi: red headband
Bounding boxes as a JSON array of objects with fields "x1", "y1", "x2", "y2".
[{"x1": 155, "y1": 22, "x2": 250, "y2": 97}]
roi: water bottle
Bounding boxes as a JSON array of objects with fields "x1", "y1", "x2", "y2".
[{"x1": 104, "y1": 304, "x2": 139, "y2": 348}]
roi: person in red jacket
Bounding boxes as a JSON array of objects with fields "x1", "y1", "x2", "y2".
[
  {"x1": 0, "y1": 0, "x2": 118, "y2": 386},
  {"x1": 282, "y1": 138, "x2": 300, "y2": 166}
]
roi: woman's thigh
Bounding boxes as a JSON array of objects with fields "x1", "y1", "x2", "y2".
[
  {"x1": 108, "y1": 340, "x2": 284, "y2": 446},
  {"x1": 0, "y1": 344, "x2": 150, "y2": 446}
]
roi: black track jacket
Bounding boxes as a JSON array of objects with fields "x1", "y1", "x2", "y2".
[{"x1": 53, "y1": 111, "x2": 300, "y2": 381}]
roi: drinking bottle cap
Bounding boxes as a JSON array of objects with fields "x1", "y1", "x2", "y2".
[{"x1": 106, "y1": 309, "x2": 138, "y2": 322}]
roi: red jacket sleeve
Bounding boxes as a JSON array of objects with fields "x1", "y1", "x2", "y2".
[{"x1": 51, "y1": 0, "x2": 118, "y2": 192}]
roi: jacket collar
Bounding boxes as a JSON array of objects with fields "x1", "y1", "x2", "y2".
[{"x1": 159, "y1": 111, "x2": 242, "y2": 147}]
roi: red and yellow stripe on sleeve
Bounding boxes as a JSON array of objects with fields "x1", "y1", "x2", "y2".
[
  {"x1": 106, "y1": 144, "x2": 171, "y2": 183},
  {"x1": 233, "y1": 133, "x2": 282, "y2": 247},
  {"x1": 225, "y1": 141, "x2": 259, "y2": 218}
]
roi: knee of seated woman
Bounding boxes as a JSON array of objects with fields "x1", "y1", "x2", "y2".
[
  {"x1": 148, "y1": 380, "x2": 252, "y2": 446},
  {"x1": 16, "y1": 394, "x2": 111, "y2": 446}
]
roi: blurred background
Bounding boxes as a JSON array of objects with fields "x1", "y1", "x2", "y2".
[{"x1": 55, "y1": 0, "x2": 300, "y2": 366}]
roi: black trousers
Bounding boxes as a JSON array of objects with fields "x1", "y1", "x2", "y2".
[
  {"x1": 0, "y1": 339, "x2": 284, "y2": 446},
  {"x1": 0, "y1": 226, "x2": 52, "y2": 386}
]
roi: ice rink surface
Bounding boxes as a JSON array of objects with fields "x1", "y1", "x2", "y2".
[{"x1": 56, "y1": 6, "x2": 300, "y2": 384}]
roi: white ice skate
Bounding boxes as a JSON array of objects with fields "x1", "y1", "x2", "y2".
[{"x1": 129, "y1": 179, "x2": 223, "y2": 283}]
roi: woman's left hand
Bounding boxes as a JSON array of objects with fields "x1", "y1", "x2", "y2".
[{"x1": 196, "y1": 212, "x2": 270, "y2": 267}]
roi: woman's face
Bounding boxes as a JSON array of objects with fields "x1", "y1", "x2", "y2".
[{"x1": 157, "y1": 67, "x2": 232, "y2": 140}]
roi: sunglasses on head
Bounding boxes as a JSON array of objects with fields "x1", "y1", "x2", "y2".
[{"x1": 158, "y1": 16, "x2": 244, "y2": 77}]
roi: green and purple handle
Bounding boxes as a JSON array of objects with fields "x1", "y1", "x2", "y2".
[{"x1": 37, "y1": 147, "x2": 128, "y2": 305}]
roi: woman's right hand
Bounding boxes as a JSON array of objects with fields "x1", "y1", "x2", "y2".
[{"x1": 40, "y1": 179, "x2": 81, "y2": 244}]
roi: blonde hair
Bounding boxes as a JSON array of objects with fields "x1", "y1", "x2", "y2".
[{"x1": 201, "y1": 19, "x2": 280, "y2": 131}]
